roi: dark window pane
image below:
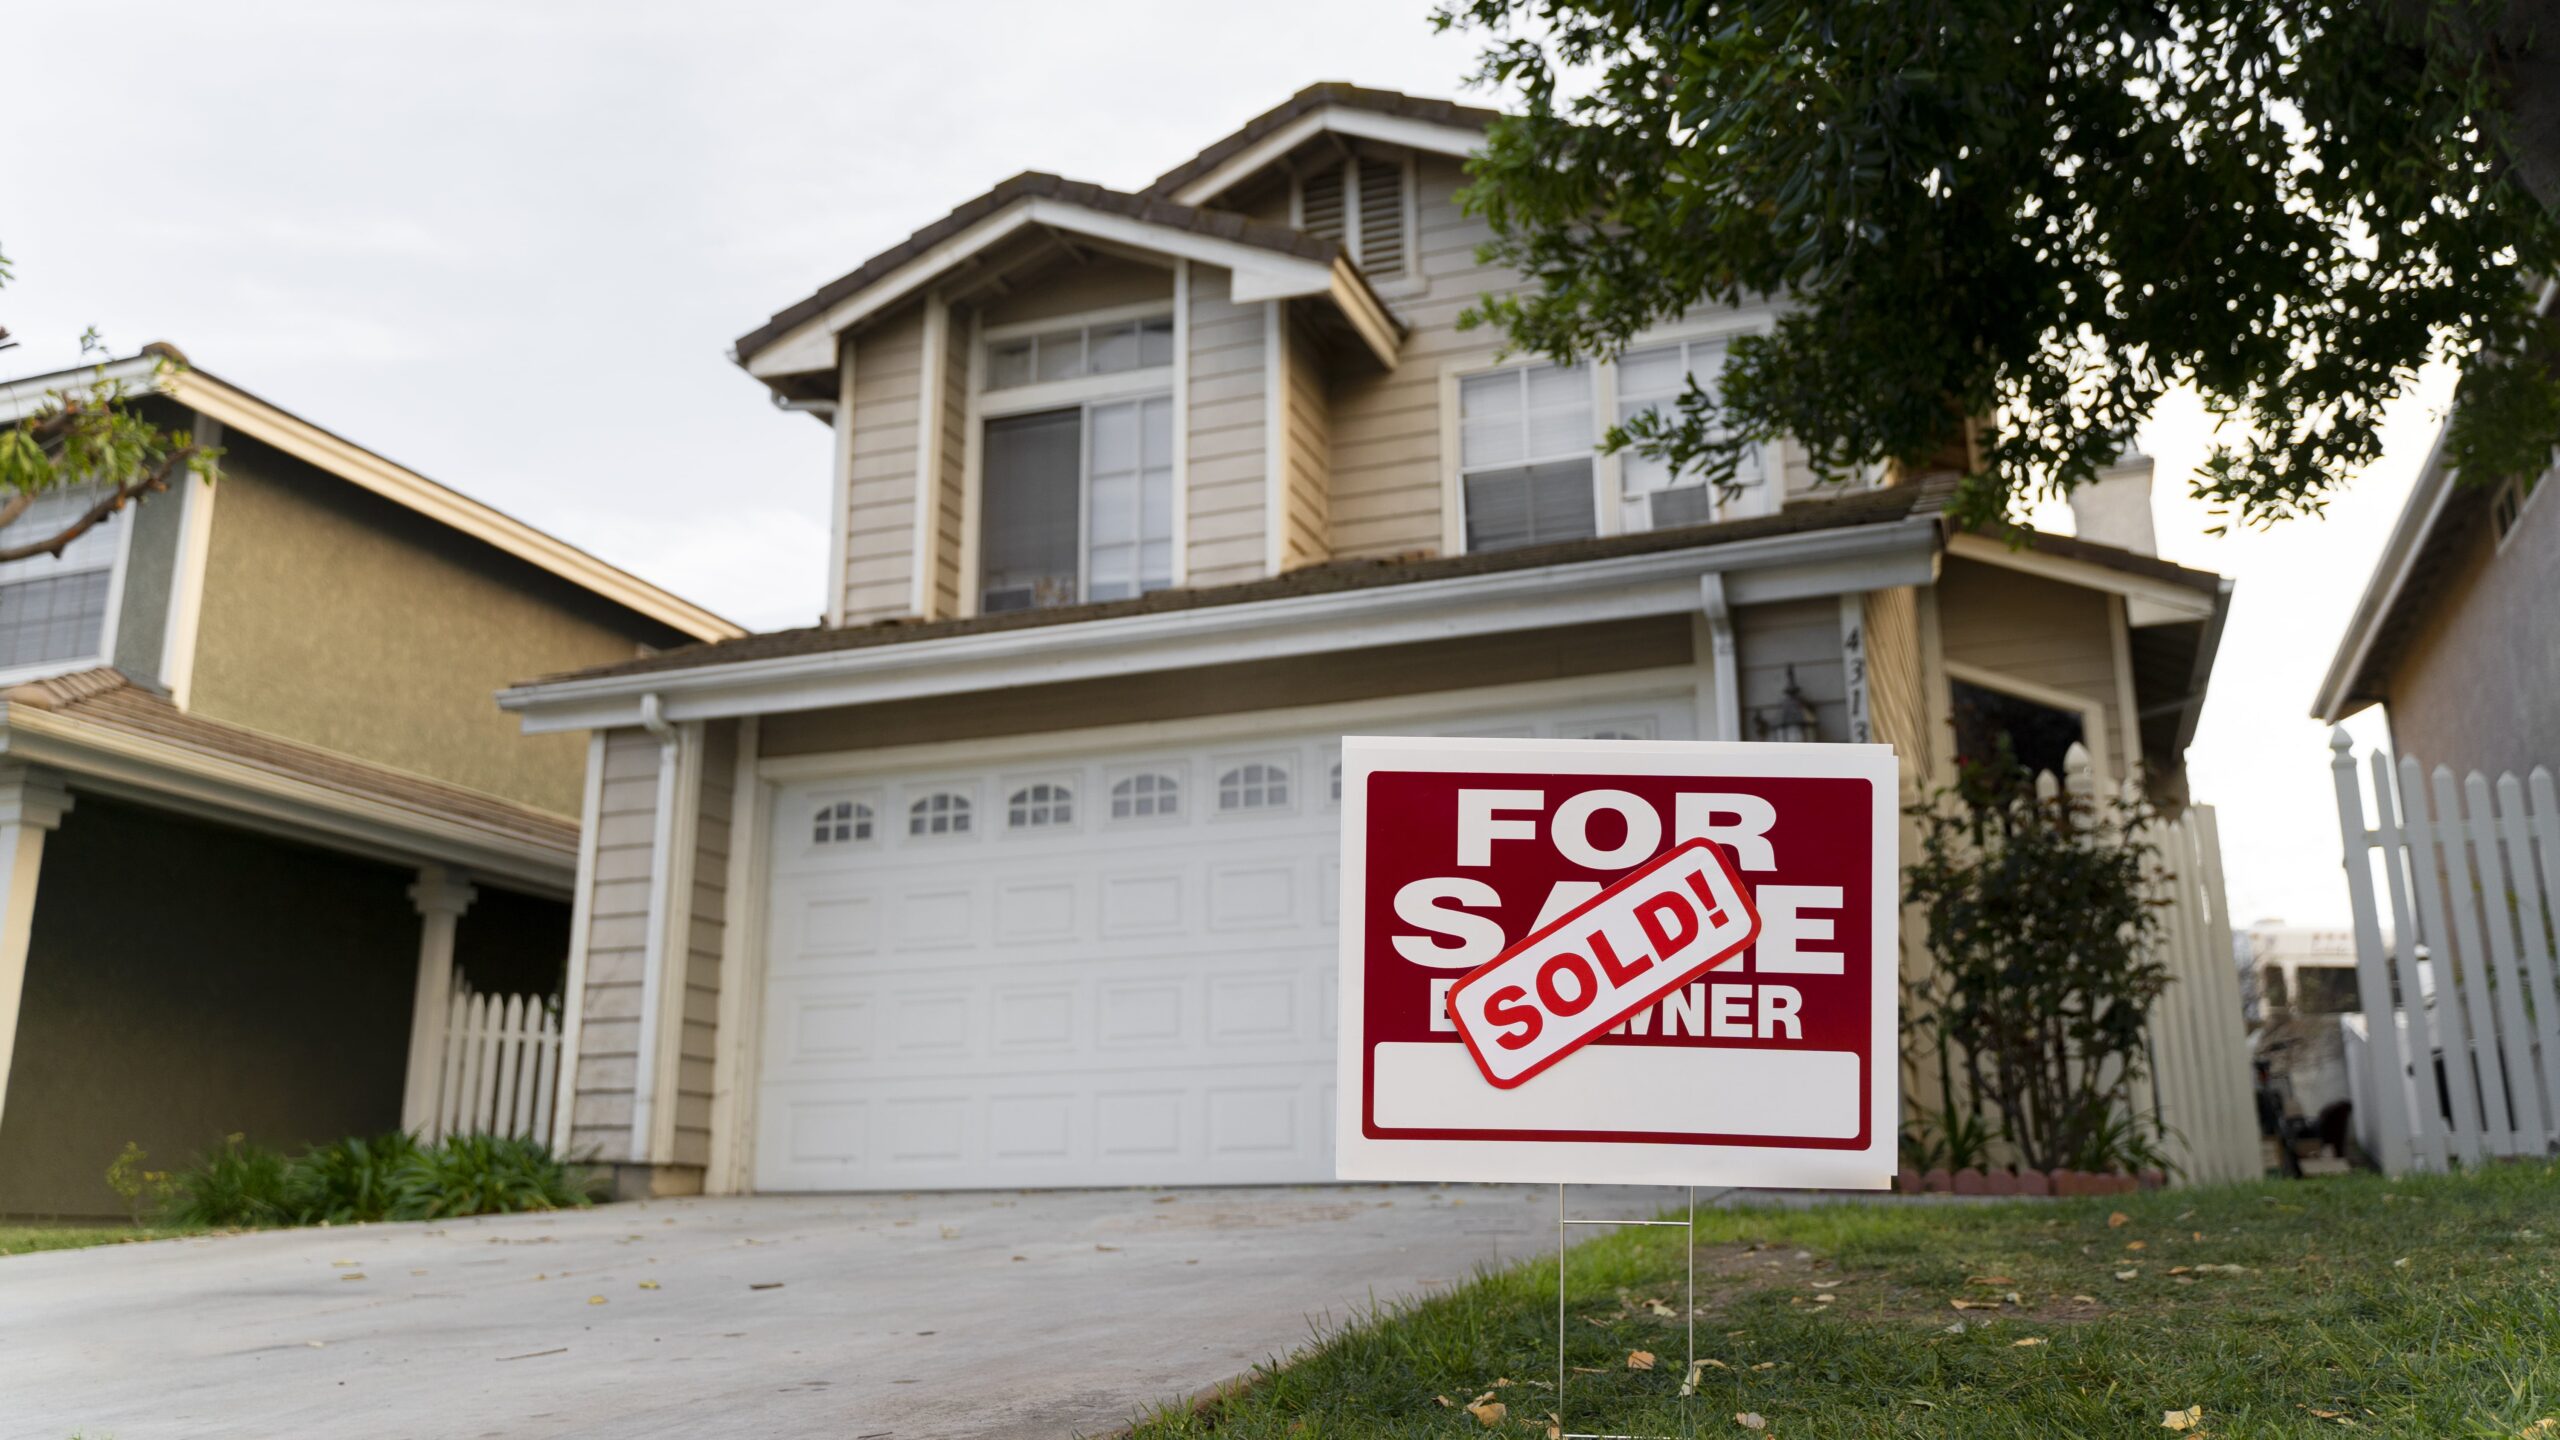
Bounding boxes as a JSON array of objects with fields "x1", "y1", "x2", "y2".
[
  {"x1": 1950, "y1": 678, "x2": 2085, "y2": 779},
  {"x1": 1465, "y1": 460, "x2": 1596, "y2": 552},
  {"x1": 979, "y1": 408, "x2": 1082, "y2": 611}
]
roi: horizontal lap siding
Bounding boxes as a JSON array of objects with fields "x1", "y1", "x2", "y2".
[
  {"x1": 932, "y1": 306, "x2": 969, "y2": 619},
  {"x1": 1281, "y1": 302, "x2": 1332, "y2": 568},
  {"x1": 1735, "y1": 598, "x2": 1851, "y2": 743},
  {"x1": 672, "y1": 720, "x2": 736, "y2": 1168},
  {"x1": 843, "y1": 307, "x2": 926, "y2": 624},
  {"x1": 1188, "y1": 267, "x2": 1267, "y2": 585},
  {"x1": 1862, "y1": 586, "x2": 1931, "y2": 783},
  {"x1": 1936, "y1": 558, "x2": 2134, "y2": 779},
  {"x1": 572, "y1": 727, "x2": 662, "y2": 1158}
]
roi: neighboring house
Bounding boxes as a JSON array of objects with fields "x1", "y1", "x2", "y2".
[
  {"x1": 0, "y1": 348, "x2": 738, "y2": 1215},
  {"x1": 2314, "y1": 419, "x2": 2556, "y2": 776},
  {"x1": 499, "y1": 83, "x2": 2235, "y2": 1198}
]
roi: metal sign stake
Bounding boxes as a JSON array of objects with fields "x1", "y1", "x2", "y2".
[{"x1": 1555, "y1": 1183, "x2": 1696, "y2": 1440}]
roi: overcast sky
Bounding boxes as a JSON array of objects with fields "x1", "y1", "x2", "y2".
[{"x1": 3, "y1": 0, "x2": 2429, "y2": 927}]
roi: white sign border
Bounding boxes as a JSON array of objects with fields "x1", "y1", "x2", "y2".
[{"x1": 1334, "y1": 735, "x2": 1900, "y2": 1190}]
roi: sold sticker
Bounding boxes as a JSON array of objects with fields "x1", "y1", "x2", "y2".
[{"x1": 1447, "y1": 840, "x2": 1760, "y2": 1088}]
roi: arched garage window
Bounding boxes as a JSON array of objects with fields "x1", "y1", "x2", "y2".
[
  {"x1": 1109, "y1": 772, "x2": 1179, "y2": 820},
  {"x1": 1007, "y1": 783, "x2": 1074, "y2": 829},
  {"x1": 908, "y1": 792, "x2": 972, "y2": 837},
  {"x1": 1217, "y1": 763, "x2": 1290, "y2": 812}
]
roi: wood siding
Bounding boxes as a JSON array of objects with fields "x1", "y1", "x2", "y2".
[
  {"x1": 1186, "y1": 266, "x2": 1269, "y2": 585},
  {"x1": 1278, "y1": 300, "x2": 1332, "y2": 569},
  {"x1": 1935, "y1": 556, "x2": 2136, "y2": 781},
  {"x1": 840, "y1": 305, "x2": 926, "y2": 625},
  {"x1": 1862, "y1": 586, "x2": 1931, "y2": 785},
  {"x1": 1734, "y1": 598, "x2": 1851, "y2": 743},
  {"x1": 929, "y1": 303, "x2": 970, "y2": 620},
  {"x1": 672, "y1": 720, "x2": 736, "y2": 1168},
  {"x1": 569, "y1": 726, "x2": 661, "y2": 1156}
]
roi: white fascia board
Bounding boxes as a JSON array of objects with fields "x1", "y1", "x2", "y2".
[
  {"x1": 1165, "y1": 107, "x2": 1487, "y2": 208},
  {"x1": 1944, "y1": 532, "x2": 2218, "y2": 626},
  {"x1": 0, "y1": 356, "x2": 161, "y2": 422},
  {"x1": 2311, "y1": 420, "x2": 2459, "y2": 721},
  {"x1": 500, "y1": 515, "x2": 1940, "y2": 733},
  {"x1": 744, "y1": 196, "x2": 1340, "y2": 378},
  {"x1": 0, "y1": 707, "x2": 575, "y2": 892}
]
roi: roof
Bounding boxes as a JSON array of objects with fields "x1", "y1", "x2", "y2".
[
  {"x1": 0, "y1": 348, "x2": 743, "y2": 643},
  {"x1": 524, "y1": 483, "x2": 1947, "y2": 689},
  {"x1": 2312, "y1": 418, "x2": 2480, "y2": 722},
  {"x1": 731, "y1": 173, "x2": 1353, "y2": 367},
  {"x1": 0, "y1": 669, "x2": 577, "y2": 881},
  {"x1": 1140, "y1": 82, "x2": 1503, "y2": 202}
]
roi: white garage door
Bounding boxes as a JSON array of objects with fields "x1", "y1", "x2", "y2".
[{"x1": 753, "y1": 687, "x2": 1695, "y2": 1191}]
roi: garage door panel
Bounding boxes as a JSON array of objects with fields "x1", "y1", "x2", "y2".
[{"x1": 755, "y1": 690, "x2": 1691, "y2": 1190}]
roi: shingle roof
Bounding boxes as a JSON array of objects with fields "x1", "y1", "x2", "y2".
[
  {"x1": 3, "y1": 669, "x2": 578, "y2": 857},
  {"x1": 524, "y1": 483, "x2": 1951, "y2": 689},
  {"x1": 1140, "y1": 82, "x2": 1503, "y2": 201},
  {"x1": 731, "y1": 173, "x2": 1350, "y2": 366}
]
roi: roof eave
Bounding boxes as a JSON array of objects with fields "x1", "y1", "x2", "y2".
[{"x1": 2312, "y1": 420, "x2": 2460, "y2": 721}]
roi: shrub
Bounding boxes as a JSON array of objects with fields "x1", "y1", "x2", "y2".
[
  {"x1": 387, "y1": 1134, "x2": 586, "y2": 1220},
  {"x1": 161, "y1": 1134, "x2": 296, "y2": 1228},
  {"x1": 288, "y1": 1132, "x2": 421, "y2": 1224}
]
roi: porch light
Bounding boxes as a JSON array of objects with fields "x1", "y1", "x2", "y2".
[{"x1": 1756, "y1": 665, "x2": 1821, "y2": 744}]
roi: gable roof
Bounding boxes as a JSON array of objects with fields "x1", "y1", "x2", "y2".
[
  {"x1": 0, "y1": 348, "x2": 743, "y2": 643},
  {"x1": 731, "y1": 173, "x2": 1400, "y2": 381},
  {"x1": 1141, "y1": 82, "x2": 1502, "y2": 206}
]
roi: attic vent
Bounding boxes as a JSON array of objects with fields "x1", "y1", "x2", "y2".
[{"x1": 1293, "y1": 155, "x2": 1407, "y2": 278}]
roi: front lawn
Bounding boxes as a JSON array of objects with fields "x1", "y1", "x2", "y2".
[
  {"x1": 1129, "y1": 1164, "x2": 2559, "y2": 1438},
  {"x1": 0, "y1": 1223, "x2": 194, "y2": 1257}
]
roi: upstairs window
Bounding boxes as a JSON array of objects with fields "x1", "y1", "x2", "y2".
[
  {"x1": 0, "y1": 485, "x2": 122, "y2": 676},
  {"x1": 2491, "y1": 468, "x2": 2543, "y2": 545},
  {"x1": 1294, "y1": 154, "x2": 1409, "y2": 277},
  {"x1": 1459, "y1": 364, "x2": 1598, "y2": 553},
  {"x1": 1615, "y1": 338, "x2": 1765, "y2": 531},
  {"x1": 979, "y1": 396, "x2": 1175, "y2": 612},
  {"x1": 987, "y1": 316, "x2": 1174, "y2": 391}
]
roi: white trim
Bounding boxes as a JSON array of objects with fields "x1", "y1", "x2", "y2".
[
  {"x1": 981, "y1": 299, "x2": 1174, "y2": 345},
  {"x1": 628, "y1": 713, "x2": 683, "y2": 1163},
  {"x1": 0, "y1": 479, "x2": 141, "y2": 690},
  {"x1": 1590, "y1": 354, "x2": 1622, "y2": 538},
  {"x1": 909, "y1": 293, "x2": 950, "y2": 619},
  {"x1": 161, "y1": 369, "x2": 740, "y2": 641},
  {"x1": 1944, "y1": 531, "x2": 2215, "y2": 626},
  {"x1": 503, "y1": 515, "x2": 1944, "y2": 734},
  {"x1": 976, "y1": 366, "x2": 1172, "y2": 421},
  {"x1": 1697, "y1": 573, "x2": 1742, "y2": 741},
  {"x1": 2314, "y1": 418, "x2": 2460, "y2": 720},
  {"x1": 705, "y1": 717, "x2": 766, "y2": 1194},
  {"x1": 1170, "y1": 260, "x2": 1192, "y2": 587},
  {"x1": 1943, "y1": 658, "x2": 2114, "y2": 791},
  {"x1": 159, "y1": 412, "x2": 222, "y2": 708},
  {"x1": 399, "y1": 867, "x2": 478, "y2": 1136},
  {"x1": 824, "y1": 339, "x2": 857, "y2": 628},
  {"x1": 1264, "y1": 299, "x2": 1288, "y2": 576},
  {"x1": 550, "y1": 731, "x2": 607, "y2": 1153},
  {"x1": 2107, "y1": 593, "x2": 2144, "y2": 771},
  {"x1": 754, "y1": 667, "x2": 1697, "y2": 783},
  {"x1": 1162, "y1": 105, "x2": 1485, "y2": 208},
  {"x1": 1446, "y1": 356, "x2": 1606, "y2": 554},
  {"x1": 956, "y1": 309, "x2": 988, "y2": 619}
]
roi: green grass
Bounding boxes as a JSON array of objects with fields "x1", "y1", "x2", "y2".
[
  {"x1": 0, "y1": 1222, "x2": 195, "y2": 1257},
  {"x1": 1128, "y1": 1164, "x2": 2560, "y2": 1438}
]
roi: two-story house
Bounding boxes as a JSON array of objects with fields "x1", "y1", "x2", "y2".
[
  {"x1": 0, "y1": 348, "x2": 737, "y2": 1215},
  {"x1": 500, "y1": 84, "x2": 2236, "y2": 1199}
]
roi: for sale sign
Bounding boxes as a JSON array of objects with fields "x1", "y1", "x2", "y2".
[{"x1": 1335, "y1": 737, "x2": 1899, "y2": 1189}]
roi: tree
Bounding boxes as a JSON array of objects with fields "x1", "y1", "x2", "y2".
[
  {"x1": 0, "y1": 246, "x2": 217, "y2": 561},
  {"x1": 1436, "y1": 1, "x2": 2560, "y2": 532}
]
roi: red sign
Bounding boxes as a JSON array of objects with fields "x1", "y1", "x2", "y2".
[
  {"x1": 1335, "y1": 736, "x2": 1899, "y2": 1189},
  {"x1": 1447, "y1": 839, "x2": 1761, "y2": 1089}
]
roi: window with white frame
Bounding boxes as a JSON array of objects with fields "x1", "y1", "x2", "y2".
[
  {"x1": 1216, "y1": 762, "x2": 1291, "y2": 812},
  {"x1": 1614, "y1": 338, "x2": 1765, "y2": 531},
  {"x1": 1294, "y1": 153, "x2": 1410, "y2": 277},
  {"x1": 986, "y1": 315, "x2": 1174, "y2": 391},
  {"x1": 979, "y1": 394, "x2": 1176, "y2": 613},
  {"x1": 1006, "y1": 782, "x2": 1074, "y2": 830},
  {"x1": 907, "y1": 792, "x2": 972, "y2": 837},
  {"x1": 2491, "y1": 467, "x2": 2544, "y2": 546},
  {"x1": 0, "y1": 485, "x2": 122, "y2": 675},
  {"x1": 812, "y1": 800, "x2": 873, "y2": 844},
  {"x1": 1459, "y1": 363, "x2": 1599, "y2": 552},
  {"x1": 1110, "y1": 771, "x2": 1180, "y2": 820}
]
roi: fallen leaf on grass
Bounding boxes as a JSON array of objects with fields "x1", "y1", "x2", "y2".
[
  {"x1": 1435, "y1": 1395, "x2": 1453, "y2": 1408},
  {"x1": 2162, "y1": 1405, "x2": 2203, "y2": 1431},
  {"x1": 2013, "y1": 1337, "x2": 2047, "y2": 1347},
  {"x1": 2115, "y1": 1270, "x2": 2139, "y2": 1282},
  {"x1": 2109, "y1": 1212, "x2": 2131, "y2": 1228},
  {"x1": 1463, "y1": 1397, "x2": 1506, "y2": 1427},
  {"x1": 1753, "y1": 1362, "x2": 1777, "y2": 1372},
  {"x1": 1627, "y1": 1350, "x2": 1657, "y2": 1371},
  {"x1": 2521, "y1": 1422, "x2": 2557, "y2": 1438},
  {"x1": 1968, "y1": 1275, "x2": 2016, "y2": 1286},
  {"x1": 1735, "y1": 1414, "x2": 1767, "y2": 1431},
  {"x1": 2125, "y1": 1240, "x2": 2147, "y2": 1251},
  {"x1": 1950, "y1": 1298, "x2": 1995, "y2": 1310}
]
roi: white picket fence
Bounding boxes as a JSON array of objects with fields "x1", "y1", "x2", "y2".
[
  {"x1": 2327, "y1": 732, "x2": 2560, "y2": 1175},
  {"x1": 429, "y1": 987, "x2": 561, "y2": 1145}
]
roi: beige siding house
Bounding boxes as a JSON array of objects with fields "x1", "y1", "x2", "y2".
[
  {"x1": 502, "y1": 84, "x2": 2234, "y2": 1198},
  {"x1": 0, "y1": 353, "x2": 737, "y2": 1215}
]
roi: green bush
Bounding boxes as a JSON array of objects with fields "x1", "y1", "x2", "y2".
[{"x1": 153, "y1": 1132, "x2": 588, "y2": 1228}]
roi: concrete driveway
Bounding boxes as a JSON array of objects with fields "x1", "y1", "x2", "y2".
[{"x1": 0, "y1": 1183, "x2": 1687, "y2": 1439}]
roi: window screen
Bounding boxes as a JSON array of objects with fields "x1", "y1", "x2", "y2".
[
  {"x1": 0, "y1": 486, "x2": 119, "y2": 670},
  {"x1": 979, "y1": 409, "x2": 1082, "y2": 613},
  {"x1": 1615, "y1": 339, "x2": 1763, "y2": 531},
  {"x1": 1460, "y1": 364, "x2": 1597, "y2": 552}
]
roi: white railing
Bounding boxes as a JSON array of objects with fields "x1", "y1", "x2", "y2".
[
  {"x1": 430, "y1": 987, "x2": 561, "y2": 1145},
  {"x1": 2326, "y1": 732, "x2": 2560, "y2": 1174}
]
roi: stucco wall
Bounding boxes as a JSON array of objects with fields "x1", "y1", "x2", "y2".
[
  {"x1": 0, "y1": 797, "x2": 416, "y2": 1217},
  {"x1": 2378, "y1": 481, "x2": 2560, "y2": 778},
  {"x1": 184, "y1": 427, "x2": 691, "y2": 816}
]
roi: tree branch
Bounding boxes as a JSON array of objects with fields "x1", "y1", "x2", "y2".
[{"x1": 0, "y1": 444, "x2": 195, "y2": 563}]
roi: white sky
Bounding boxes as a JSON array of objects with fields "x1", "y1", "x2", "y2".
[{"x1": 1, "y1": 0, "x2": 2429, "y2": 927}]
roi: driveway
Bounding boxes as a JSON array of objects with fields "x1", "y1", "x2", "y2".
[{"x1": 0, "y1": 1183, "x2": 1688, "y2": 1439}]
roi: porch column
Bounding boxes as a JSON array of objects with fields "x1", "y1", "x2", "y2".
[
  {"x1": 401, "y1": 866, "x2": 479, "y2": 1136},
  {"x1": 0, "y1": 764, "x2": 73, "y2": 1139}
]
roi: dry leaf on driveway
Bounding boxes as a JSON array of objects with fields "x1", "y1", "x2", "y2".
[{"x1": 2162, "y1": 1405, "x2": 2203, "y2": 1431}]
